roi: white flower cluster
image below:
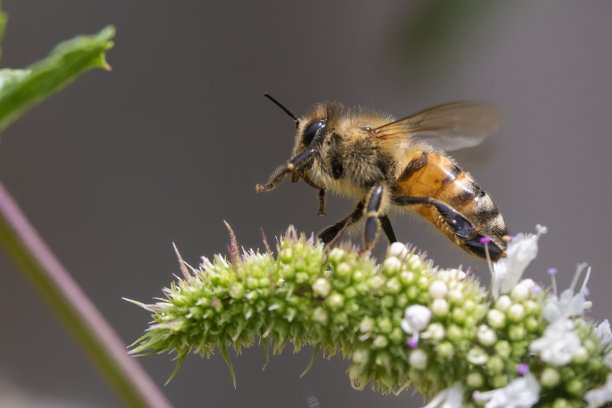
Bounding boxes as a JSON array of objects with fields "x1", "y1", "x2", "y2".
[
  {"x1": 530, "y1": 263, "x2": 593, "y2": 366},
  {"x1": 415, "y1": 225, "x2": 612, "y2": 408}
]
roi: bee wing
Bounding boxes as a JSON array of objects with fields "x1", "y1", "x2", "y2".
[{"x1": 372, "y1": 102, "x2": 502, "y2": 152}]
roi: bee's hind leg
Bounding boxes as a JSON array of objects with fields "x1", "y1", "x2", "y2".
[
  {"x1": 392, "y1": 196, "x2": 476, "y2": 238},
  {"x1": 379, "y1": 215, "x2": 397, "y2": 243},
  {"x1": 393, "y1": 196, "x2": 505, "y2": 259}
]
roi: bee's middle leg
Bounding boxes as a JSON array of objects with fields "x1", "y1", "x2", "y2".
[
  {"x1": 301, "y1": 173, "x2": 326, "y2": 216},
  {"x1": 361, "y1": 185, "x2": 393, "y2": 253},
  {"x1": 318, "y1": 200, "x2": 364, "y2": 245}
]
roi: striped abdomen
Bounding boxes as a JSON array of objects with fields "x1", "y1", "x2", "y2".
[{"x1": 390, "y1": 150, "x2": 508, "y2": 260}]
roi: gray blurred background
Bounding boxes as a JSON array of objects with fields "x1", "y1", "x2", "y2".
[{"x1": 0, "y1": 1, "x2": 611, "y2": 407}]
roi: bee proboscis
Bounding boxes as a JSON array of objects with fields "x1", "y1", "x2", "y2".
[{"x1": 256, "y1": 94, "x2": 508, "y2": 261}]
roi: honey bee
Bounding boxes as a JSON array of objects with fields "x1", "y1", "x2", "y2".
[{"x1": 256, "y1": 94, "x2": 508, "y2": 261}]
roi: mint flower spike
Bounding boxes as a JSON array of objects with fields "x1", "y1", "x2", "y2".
[{"x1": 129, "y1": 224, "x2": 612, "y2": 407}]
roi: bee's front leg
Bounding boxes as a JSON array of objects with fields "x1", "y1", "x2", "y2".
[{"x1": 256, "y1": 148, "x2": 317, "y2": 193}]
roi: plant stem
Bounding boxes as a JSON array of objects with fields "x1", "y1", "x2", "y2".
[{"x1": 0, "y1": 181, "x2": 172, "y2": 408}]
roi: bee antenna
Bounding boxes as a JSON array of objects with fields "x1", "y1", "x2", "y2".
[{"x1": 264, "y1": 93, "x2": 299, "y2": 126}]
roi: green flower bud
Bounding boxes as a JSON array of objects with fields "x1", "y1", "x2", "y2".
[
  {"x1": 328, "y1": 247, "x2": 345, "y2": 263},
  {"x1": 525, "y1": 316, "x2": 540, "y2": 332},
  {"x1": 487, "y1": 355, "x2": 504, "y2": 374},
  {"x1": 540, "y1": 367, "x2": 561, "y2": 387},
  {"x1": 446, "y1": 324, "x2": 463, "y2": 342},
  {"x1": 360, "y1": 317, "x2": 375, "y2": 332},
  {"x1": 448, "y1": 289, "x2": 463, "y2": 304},
  {"x1": 422, "y1": 322, "x2": 446, "y2": 342},
  {"x1": 383, "y1": 257, "x2": 402, "y2": 275},
  {"x1": 429, "y1": 280, "x2": 448, "y2": 299},
  {"x1": 477, "y1": 325, "x2": 497, "y2": 347},
  {"x1": 488, "y1": 309, "x2": 506, "y2": 328},
  {"x1": 400, "y1": 270, "x2": 415, "y2": 285},
  {"x1": 312, "y1": 306, "x2": 327, "y2": 324},
  {"x1": 377, "y1": 317, "x2": 393, "y2": 334},
  {"x1": 524, "y1": 300, "x2": 540, "y2": 315},
  {"x1": 385, "y1": 277, "x2": 402, "y2": 294},
  {"x1": 352, "y1": 348, "x2": 369, "y2": 364},
  {"x1": 572, "y1": 346, "x2": 588, "y2": 364},
  {"x1": 336, "y1": 262, "x2": 351, "y2": 278},
  {"x1": 565, "y1": 378, "x2": 584, "y2": 396},
  {"x1": 467, "y1": 347, "x2": 488, "y2": 365},
  {"x1": 431, "y1": 298, "x2": 449, "y2": 316},
  {"x1": 491, "y1": 374, "x2": 508, "y2": 388},
  {"x1": 495, "y1": 295, "x2": 512, "y2": 311},
  {"x1": 436, "y1": 341, "x2": 454, "y2": 359},
  {"x1": 373, "y1": 335, "x2": 389, "y2": 348},
  {"x1": 409, "y1": 349, "x2": 427, "y2": 370},
  {"x1": 368, "y1": 275, "x2": 386, "y2": 291},
  {"x1": 466, "y1": 371, "x2": 484, "y2": 388},
  {"x1": 312, "y1": 278, "x2": 331, "y2": 297},
  {"x1": 507, "y1": 303, "x2": 526, "y2": 322},
  {"x1": 552, "y1": 398, "x2": 572, "y2": 408},
  {"x1": 327, "y1": 292, "x2": 344, "y2": 310},
  {"x1": 508, "y1": 325, "x2": 526, "y2": 341}
]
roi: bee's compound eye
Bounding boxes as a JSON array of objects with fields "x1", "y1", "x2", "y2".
[{"x1": 302, "y1": 120, "x2": 327, "y2": 146}]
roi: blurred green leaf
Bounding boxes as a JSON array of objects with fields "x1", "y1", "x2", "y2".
[
  {"x1": 391, "y1": 0, "x2": 501, "y2": 82},
  {"x1": 0, "y1": 3, "x2": 7, "y2": 58},
  {"x1": 0, "y1": 25, "x2": 114, "y2": 133}
]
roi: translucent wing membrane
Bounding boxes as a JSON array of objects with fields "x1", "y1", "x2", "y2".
[{"x1": 372, "y1": 102, "x2": 502, "y2": 152}]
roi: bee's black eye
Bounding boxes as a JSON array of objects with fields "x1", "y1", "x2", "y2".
[{"x1": 302, "y1": 120, "x2": 326, "y2": 146}]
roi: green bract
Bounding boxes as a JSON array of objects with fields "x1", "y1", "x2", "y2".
[{"x1": 129, "y1": 227, "x2": 612, "y2": 407}]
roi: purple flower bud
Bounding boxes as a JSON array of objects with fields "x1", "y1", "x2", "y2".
[
  {"x1": 517, "y1": 363, "x2": 529, "y2": 375},
  {"x1": 547, "y1": 267, "x2": 558, "y2": 275},
  {"x1": 480, "y1": 236, "x2": 492, "y2": 244},
  {"x1": 408, "y1": 337, "x2": 419, "y2": 348}
]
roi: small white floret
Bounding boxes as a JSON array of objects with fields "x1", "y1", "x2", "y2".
[
  {"x1": 585, "y1": 373, "x2": 612, "y2": 408},
  {"x1": 473, "y1": 373, "x2": 540, "y2": 408},
  {"x1": 530, "y1": 319, "x2": 581, "y2": 366},
  {"x1": 423, "y1": 383, "x2": 464, "y2": 408}
]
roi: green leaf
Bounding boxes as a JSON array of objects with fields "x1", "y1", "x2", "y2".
[
  {"x1": 0, "y1": 3, "x2": 7, "y2": 58},
  {"x1": 0, "y1": 25, "x2": 115, "y2": 133}
]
